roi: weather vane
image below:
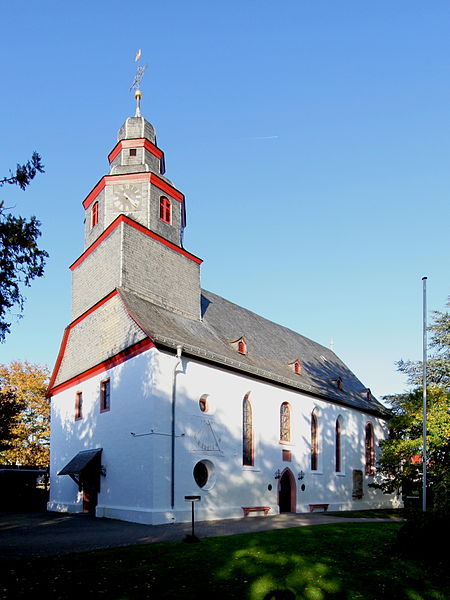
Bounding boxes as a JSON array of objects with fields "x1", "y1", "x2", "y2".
[{"x1": 130, "y1": 49, "x2": 147, "y2": 117}]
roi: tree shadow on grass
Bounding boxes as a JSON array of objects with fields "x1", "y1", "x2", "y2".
[{"x1": 216, "y1": 543, "x2": 345, "y2": 600}]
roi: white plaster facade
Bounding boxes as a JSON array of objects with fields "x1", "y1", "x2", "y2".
[{"x1": 48, "y1": 346, "x2": 397, "y2": 525}]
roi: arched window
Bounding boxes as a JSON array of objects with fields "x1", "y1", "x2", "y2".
[
  {"x1": 243, "y1": 394, "x2": 254, "y2": 466},
  {"x1": 91, "y1": 201, "x2": 99, "y2": 228},
  {"x1": 365, "y1": 422, "x2": 375, "y2": 475},
  {"x1": 335, "y1": 417, "x2": 342, "y2": 472},
  {"x1": 311, "y1": 411, "x2": 318, "y2": 470},
  {"x1": 280, "y1": 402, "x2": 291, "y2": 443},
  {"x1": 160, "y1": 196, "x2": 171, "y2": 224}
]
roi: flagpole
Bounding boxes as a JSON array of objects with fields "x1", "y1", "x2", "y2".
[{"x1": 422, "y1": 276, "x2": 427, "y2": 512}]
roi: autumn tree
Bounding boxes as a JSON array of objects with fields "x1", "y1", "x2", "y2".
[
  {"x1": 375, "y1": 298, "x2": 450, "y2": 511},
  {"x1": 0, "y1": 152, "x2": 47, "y2": 341},
  {"x1": 0, "y1": 361, "x2": 50, "y2": 467}
]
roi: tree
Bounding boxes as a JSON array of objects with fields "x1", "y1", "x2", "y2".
[
  {"x1": 375, "y1": 298, "x2": 450, "y2": 511},
  {"x1": 0, "y1": 361, "x2": 50, "y2": 467},
  {"x1": 396, "y1": 301, "x2": 450, "y2": 391},
  {"x1": 0, "y1": 153, "x2": 47, "y2": 341}
]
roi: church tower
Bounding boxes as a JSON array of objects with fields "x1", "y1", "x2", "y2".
[{"x1": 70, "y1": 83, "x2": 202, "y2": 322}]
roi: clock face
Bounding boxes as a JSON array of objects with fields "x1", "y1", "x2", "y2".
[{"x1": 112, "y1": 183, "x2": 142, "y2": 212}]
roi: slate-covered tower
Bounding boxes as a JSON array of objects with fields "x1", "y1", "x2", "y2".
[{"x1": 71, "y1": 95, "x2": 202, "y2": 323}]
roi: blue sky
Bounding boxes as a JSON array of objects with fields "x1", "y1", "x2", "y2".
[{"x1": 0, "y1": 1, "x2": 448, "y2": 400}]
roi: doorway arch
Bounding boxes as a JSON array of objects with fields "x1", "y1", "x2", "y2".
[{"x1": 278, "y1": 468, "x2": 296, "y2": 513}]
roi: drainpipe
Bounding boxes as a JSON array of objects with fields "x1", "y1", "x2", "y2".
[{"x1": 170, "y1": 345, "x2": 183, "y2": 509}]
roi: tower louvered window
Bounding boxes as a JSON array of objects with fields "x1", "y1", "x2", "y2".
[
  {"x1": 91, "y1": 201, "x2": 99, "y2": 228},
  {"x1": 242, "y1": 394, "x2": 254, "y2": 466},
  {"x1": 280, "y1": 402, "x2": 291, "y2": 442},
  {"x1": 160, "y1": 196, "x2": 171, "y2": 223}
]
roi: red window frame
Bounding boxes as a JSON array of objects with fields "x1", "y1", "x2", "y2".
[
  {"x1": 91, "y1": 201, "x2": 99, "y2": 228},
  {"x1": 242, "y1": 394, "x2": 254, "y2": 466},
  {"x1": 335, "y1": 418, "x2": 342, "y2": 472},
  {"x1": 75, "y1": 392, "x2": 83, "y2": 421},
  {"x1": 294, "y1": 361, "x2": 301, "y2": 374},
  {"x1": 100, "y1": 379, "x2": 110, "y2": 413},
  {"x1": 280, "y1": 402, "x2": 291, "y2": 443},
  {"x1": 199, "y1": 394, "x2": 208, "y2": 413},
  {"x1": 159, "y1": 196, "x2": 171, "y2": 224},
  {"x1": 365, "y1": 422, "x2": 375, "y2": 475},
  {"x1": 311, "y1": 412, "x2": 318, "y2": 470}
]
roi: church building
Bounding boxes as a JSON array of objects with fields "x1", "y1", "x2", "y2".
[{"x1": 47, "y1": 85, "x2": 396, "y2": 524}]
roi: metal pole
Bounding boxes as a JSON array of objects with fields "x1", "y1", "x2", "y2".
[
  {"x1": 191, "y1": 501, "x2": 195, "y2": 537},
  {"x1": 422, "y1": 277, "x2": 427, "y2": 512}
]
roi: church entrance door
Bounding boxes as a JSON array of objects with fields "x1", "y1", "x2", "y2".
[
  {"x1": 80, "y1": 466, "x2": 100, "y2": 514},
  {"x1": 278, "y1": 469, "x2": 296, "y2": 513}
]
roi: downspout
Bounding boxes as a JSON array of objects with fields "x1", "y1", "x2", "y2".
[{"x1": 171, "y1": 345, "x2": 183, "y2": 509}]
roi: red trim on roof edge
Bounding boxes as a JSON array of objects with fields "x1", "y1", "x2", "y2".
[
  {"x1": 82, "y1": 173, "x2": 184, "y2": 210},
  {"x1": 108, "y1": 138, "x2": 164, "y2": 163},
  {"x1": 47, "y1": 326, "x2": 71, "y2": 397},
  {"x1": 47, "y1": 291, "x2": 121, "y2": 395},
  {"x1": 71, "y1": 290, "x2": 119, "y2": 328},
  {"x1": 70, "y1": 215, "x2": 202, "y2": 271},
  {"x1": 48, "y1": 337, "x2": 155, "y2": 397}
]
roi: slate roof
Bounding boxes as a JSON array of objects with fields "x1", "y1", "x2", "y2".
[{"x1": 119, "y1": 287, "x2": 389, "y2": 417}]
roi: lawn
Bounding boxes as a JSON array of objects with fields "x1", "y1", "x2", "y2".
[
  {"x1": 326, "y1": 508, "x2": 405, "y2": 519},
  {"x1": 2, "y1": 522, "x2": 448, "y2": 600}
]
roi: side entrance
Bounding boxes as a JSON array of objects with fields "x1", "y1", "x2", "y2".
[{"x1": 278, "y1": 468, "x2": 296, "y2": 513}]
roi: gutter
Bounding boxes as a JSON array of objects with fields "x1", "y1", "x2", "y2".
[{"x1": 170, "y1": 345, "x2": 182, "y2": 509}]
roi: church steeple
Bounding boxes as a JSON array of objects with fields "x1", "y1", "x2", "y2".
[
  {"x1": 82, "y1": 84, "x2": 185, "y2": 252},
  {"x1": 71, "y1": 61, "x2": 201, "y2": 323}
]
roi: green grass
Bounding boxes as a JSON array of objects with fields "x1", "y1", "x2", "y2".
[
  {"x1": 326, "y1": 508, "x2": 405, "y2": 519},
  {"x1": 2, "y1": 522, "x2": 448, "y2": 600}
]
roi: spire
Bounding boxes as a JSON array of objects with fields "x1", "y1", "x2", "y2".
[{"x1": 129, "y1": 50, "x2": 147, "y2": 118}]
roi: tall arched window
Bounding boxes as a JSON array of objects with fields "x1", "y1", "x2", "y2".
[
  {"x1": 311, "y1": 411, "x2": 318, "y2": 470},
  {"x1": 160, "y1": 196, "x2": 171, "y2": 224},
  {"x1": 280, "y1": 402, "x2": 291, "y2": 442},
  {"x1": 365, "y1": 422, "x2": 375, "y2": 475},
  {"x1": 335, "y1": 417, "x2": 342, "y2": 472},
  {"x1": 243, "y1": 394, "x2": 254, "y2": 466}
]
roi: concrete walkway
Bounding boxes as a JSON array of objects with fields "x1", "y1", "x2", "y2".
[{"x1": 0, "y1": 511, "x2": 398, "y2": 560}]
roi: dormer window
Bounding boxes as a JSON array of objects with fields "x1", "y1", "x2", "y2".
[
  {"x1": 366, "y1": 388, "x2": 372, "y2": 401},
  {"x1": 237, "y1": 338, "x2": 247, "y2": 355},
  {"x1": 160, "y1": 196, "x2": 171, "y2": 224},
  {"x1": 231, "y1": 337, "x2": 248, "y2": 355},
  {"x1": 129, "y1": 148, "x2": 137, "y2": 156},
  {"x1": 337, "y1": 376, "x2": 343, "y2": 390},
  {"x1": 289, "y1": 360, "x2": 301, "y2": 375},
  {"x1": 91, "y1": 201, "x2": 99, "y2": 228}
]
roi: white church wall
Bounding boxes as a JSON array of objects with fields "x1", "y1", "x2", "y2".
[
  {"x1": 149, "y1": 351, "x2": 397, "y2": 523},
  {"x1": 48, "y1": 348, "x2": 159, "y2": 521},
  {"x1": 48, "y1": 345, "x2": 398, "y2": 525}
]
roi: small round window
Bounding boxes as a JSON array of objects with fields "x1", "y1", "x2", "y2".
[
  {"x1": 193, "y1": 460, "x2": 215, "y2": 490},
  {"x1": 199, "y1": 395, "x2": 208, "y2": 413}
]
